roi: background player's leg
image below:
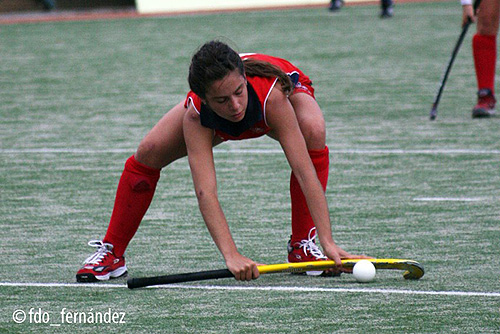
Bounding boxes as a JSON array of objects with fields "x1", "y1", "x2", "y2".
[{"x1": 472, "y1": 0, "x2": 499, "y2": 117}]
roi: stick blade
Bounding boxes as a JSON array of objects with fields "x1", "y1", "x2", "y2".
[
  {"x1": 260, "y1": 259, "x2": 425, "y2": 280},
  {"x1": 341, "y1": 259, "x2": 425, "y2": 280},
  {"x1": 430, "y1": 106, "x2": 438, "y2": 120}
]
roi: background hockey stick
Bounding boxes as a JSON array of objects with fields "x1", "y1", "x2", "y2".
[
  {"x1": 127, "y1": 258, "x2": 424, "y2": 289},
  {"x1": 429, "y1": 0, "x2": 481, "y2": 120}
]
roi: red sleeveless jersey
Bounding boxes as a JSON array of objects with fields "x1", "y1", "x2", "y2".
[{"x1": 184, "y1": 53, "x2": 313, "y2": 141}]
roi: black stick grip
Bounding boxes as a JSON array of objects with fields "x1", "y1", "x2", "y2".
[{"x1": 127, "y1": 269, "x2": 234, "y2": 289}]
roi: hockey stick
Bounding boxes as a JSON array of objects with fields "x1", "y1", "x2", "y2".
[
  {"x1": 127, "y1": 258, "x2": 424, "y2": 289},
  {"x1": 429, "y1": 0, "x2": 481, "y2": 120}
]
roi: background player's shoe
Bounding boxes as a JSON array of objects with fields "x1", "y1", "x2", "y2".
[
  {"x1": 380, "y1": 0, "x2": 394, "y2": 18},
  {"x1": 329, "y1": 0, "x2": 344, "y2": 12},
  {"x1": 76, "y1": 240, "x2": 127, "y2": 282},
  {"x1": 287, "y1": 228, "x2": 337, "y2": 276},
  {"x1": 472, "y1": 88, "x2": 496, "y2": 118}
]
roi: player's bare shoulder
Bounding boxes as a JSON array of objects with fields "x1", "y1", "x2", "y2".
[
  {"x1": 184, "y1": 104, "x2": 202, "y2": 124},
  {"x1": 266, "y1": 82, "x2": 291, "y2": 112},
  {"x1": 265, "y1": 84, "x2": 298, "y2": 137}
]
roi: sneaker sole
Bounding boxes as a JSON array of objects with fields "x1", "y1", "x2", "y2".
[
  {"x1": 472, "y1": 108, "x2": 495, "y2": 118},
  {"x1": 290, "y1": 270, "x2": 341, "y2": 277},
  {"x1": 287, "y1": 261, "x2": 340, "y2": 277},
  {"x1": 76, "y1": 266, "x2": 128, "y2": 283}
]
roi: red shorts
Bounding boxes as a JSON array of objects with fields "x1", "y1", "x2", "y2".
[{"x1": 291, "y1": 80, "x2": 315, "y2": 98}]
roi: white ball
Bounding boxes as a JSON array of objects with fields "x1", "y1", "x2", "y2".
[{"x1": 352, "y1": 260, "x2": 376, "y2": 283}]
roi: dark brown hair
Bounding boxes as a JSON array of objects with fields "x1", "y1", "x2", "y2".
[{"x1": 188, "y1": 41, "x2": 293, "y2": 98}]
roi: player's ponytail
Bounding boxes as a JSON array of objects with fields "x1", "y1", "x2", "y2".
[{"x1": 243, "y1": 58, "x2": 294, "y2": 96}]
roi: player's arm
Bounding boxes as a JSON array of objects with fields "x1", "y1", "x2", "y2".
[
  {"x1": 265, "y1": 88, "x2": 343, "y2": 265},
  {"x1": 266, "y1": 87, "x2": 367, "y2": 266},
  {"x1": 461, "y1": 0, "x2": 475, "y2": 27},
  {"x1": 182, "y1": 106, "x2": 259, "y2": 281}
]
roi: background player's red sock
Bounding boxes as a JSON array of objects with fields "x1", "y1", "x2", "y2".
[
  {"x1": 290, "y1": 146, "x2": 329, "y2": 244},
  {"x1": 473, "y1": 34, "x2": 497, "y2": 94},
  {"x1": 103, "y1": 155, "x2": 160, "y2": 257}
]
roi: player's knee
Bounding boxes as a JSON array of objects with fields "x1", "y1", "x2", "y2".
[
  {"x1": 136, "y1": 140, "x2": 162, "y2": 168},
  {"x1": 301, "y1": 120, "x2": 326, "y2": 149},
  {"x1": 477, "y1": 15, "x2": 499, "y2": 35}
]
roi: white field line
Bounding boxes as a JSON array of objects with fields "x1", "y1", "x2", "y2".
[
  {"x1": 2, "y1": 148, "x2": 500, "y2": 155},
  {"x1": 413, "y1": 197, "x2": 484, "y2": 202},
  {"x1": 1, "y1": 282, "x2": 500, "y2": 298}
]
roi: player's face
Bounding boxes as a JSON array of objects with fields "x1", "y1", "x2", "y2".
[{"x1": 203, "y1": 69, "x2": 248, "y2": 122}]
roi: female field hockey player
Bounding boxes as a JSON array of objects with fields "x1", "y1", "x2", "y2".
[
  {"x1": 76, "y1": 40, "x2": 368, "y2": 282},
  {"x1": 462, "y1": 0, "x2": 500, "y2": 117}
]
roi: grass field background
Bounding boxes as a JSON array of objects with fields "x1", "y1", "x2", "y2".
[{"x1": 1, "y1": 1, "x2": 500, "y2": 333}]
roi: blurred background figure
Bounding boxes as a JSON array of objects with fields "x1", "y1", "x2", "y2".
[
  {"x1": 329, "y1": 0, "x2": 394, "y2": 18},
  {"x1": 39, "y1": 0, "x2": 56, "y2": 10}
]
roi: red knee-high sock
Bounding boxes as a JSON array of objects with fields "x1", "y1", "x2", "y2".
[
  {"x1": 473, "y1": 34, "x2": 497, "y2": 94},
  {"x1": 103, "y1": 155, "x2": 160, "y2": 257},
  {"x1": 290, "y1": 146, "x2": 329, "y2": 243}
]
